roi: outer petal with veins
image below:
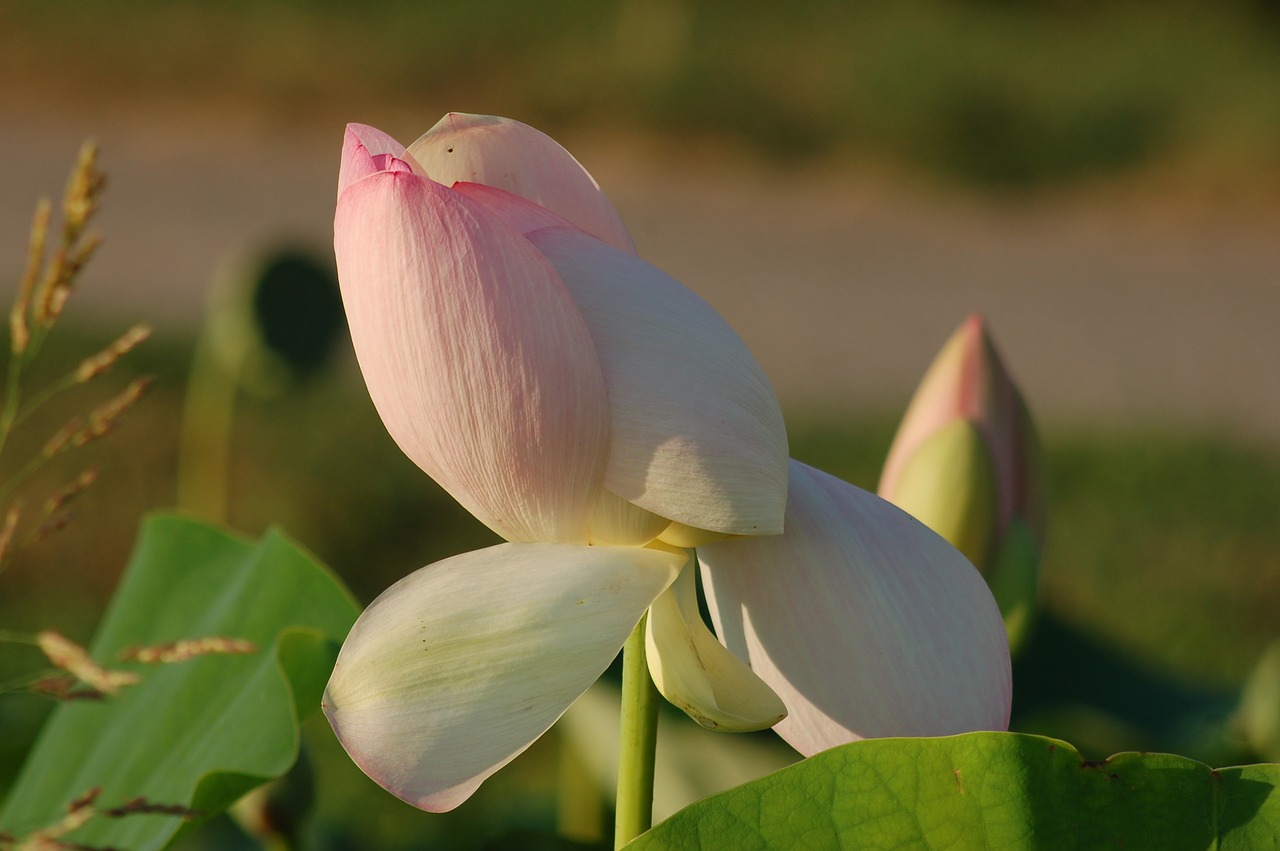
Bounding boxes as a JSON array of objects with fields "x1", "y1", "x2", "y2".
[
  {"x1": 700, "y1": 460, "x2": 1012, "y2": 757},
  {"x1": 324, "y1": 543, "x2": 683, "y2": 812}
]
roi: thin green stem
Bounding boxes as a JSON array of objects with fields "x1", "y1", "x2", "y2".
[
  {"x1": 10, "y1": 371, "x2": 77, "y2": 432},
  {"x1": 0, "y1": 629, "x2": 38, "y2": 644},
  {"x1": 0, "y1": 348, "x2": 28, "y2": 459},
  {"x1": 615, "y1": 612, "x2": 659, "y2": 849},
  {"x1": 0, "y1": 448, "x2": 53, "y2": 504}
]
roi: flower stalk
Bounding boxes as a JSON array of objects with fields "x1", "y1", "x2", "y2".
[
  {"x1": 176, "y1": 329, "x2": 239, "y2": 522},
  {"x1": 615, "y1": 613, "x2": 659, "y2": 848}
]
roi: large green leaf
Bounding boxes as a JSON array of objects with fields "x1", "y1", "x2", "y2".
[
  {"x1": 629, "y1": 732, "x2": 1280, "y2": 850},
  {"x1": 0, "y1": 514, "x2": 359, "y2": 848}
]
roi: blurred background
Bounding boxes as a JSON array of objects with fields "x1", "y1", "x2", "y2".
[{"x1": 1, "y1": 1, "x2": 1278, "y2": 847}]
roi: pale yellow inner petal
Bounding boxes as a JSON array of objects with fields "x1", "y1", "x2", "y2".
[
  {"x1": 656, "y1": 521, "x2": 731, "y2": 549},
  {"x1": 645, "y1": 556, "x2": 786, "y2": 732},
  {"x1": 586, "y1": 488, "x2": 670, "y2": 547}
]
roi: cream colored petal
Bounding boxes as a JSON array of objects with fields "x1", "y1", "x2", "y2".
[
  {"x1": 586, "y1": 488, "x2": 670, "y2": 547},
  {"x1": 334, "y1": 168, "x2": 610, "y2": 543},
  {"x1": 528, "y1": 225, "x2": 789, "y2": 537},
  {"x1": 701, "y1": 460, "x2": 1011, "y2": 757},
  {"x1": 656, "y1": 522, "x2": 730, "y2": 548},
  {"x1": 646, "y1": 558, "x2": 787, "y2": 732},
  {"x1": 408, "y1": 113, "x2": 635, "y2": 253},
  {"x1": 324, "y1": 543, "x2": 683, "y2": 812}
]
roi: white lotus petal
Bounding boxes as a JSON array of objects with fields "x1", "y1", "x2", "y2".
[
  {"x1": 408, "y1": 113, "x2": 636, "y2": 253},
  {"x1": 700, "y1": 460, "x2": 1011, "y2": 756},
  {"x1": 334, "y1": 166, "x2": 611, "y2": 543},
  {"x1": 527, "y1": 225, "x2": 789, "y2": 537},
  {"x1": 324, "y1": 543, "x2": 683, "y2": 812},
  {"x1": 646, "y1": 560, "x2": 787, "y2": 732}
]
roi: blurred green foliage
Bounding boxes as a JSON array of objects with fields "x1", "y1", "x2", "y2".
[
  {"x1": 5, "y1": 0, "x2": 1280, "y2": 187},
  {"x1": 0, "y1": 516, "x2": 357, "y2": 848}
]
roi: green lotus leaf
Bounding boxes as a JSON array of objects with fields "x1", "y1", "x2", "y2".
[
  {"x1": 630, "y1": 732, "x2": 1280, "y2": 850},
  {"x1": 0, "y1": 514, "x2": 358, "y2": 848}
]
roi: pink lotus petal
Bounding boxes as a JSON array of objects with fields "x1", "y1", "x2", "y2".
[
  {"x1": 527, "y1": 225, "x2": 789, "y2": 537},
  {"x1": 324, "y1": 543, "x2": 683, "y2": 811},
  {"x1": 338, "y1": 124, "x2": 422, "y2": 198},
  {"x1": 700, "y1": 460, "x2": 1011, "y2": 756},
  {"x1": 453, "y1": 181, "x2": 572, "y2": 236},
  {"x1": 334, "y1": 167, "x2": 610, "y2": 543},
  {"x1": 407, "y1": 113, "x2": 636, "y2": 253}
]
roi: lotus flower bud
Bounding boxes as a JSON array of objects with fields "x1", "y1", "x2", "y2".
[
  {"x1": 1239, "y1": 640, "x2": 1280, "y2": 761},
  {"x1": 879, "y1": 314, "x2": 1046, "y2": 649}
]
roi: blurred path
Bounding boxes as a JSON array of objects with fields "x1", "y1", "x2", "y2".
[{"x1": 3, "y1": 101, "x2": 1279, "y2": 438}]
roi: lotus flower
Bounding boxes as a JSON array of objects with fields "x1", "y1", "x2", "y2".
[
  {"x1": 324, "y1": 114, "x2": 1011, "y2": 813},
  {"x1": 878, "y1": 314, "x2": 1047, "y2": 647}
]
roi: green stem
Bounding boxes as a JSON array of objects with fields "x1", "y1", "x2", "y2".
[
  {"x1": 615, "y1": 612, "x2": 659, "y2": 849},
  {"x1": 0, "y1": 446, "x2": 55, "y2": 504},
  {"x1": 0, "y1": 323, "x2": 52, "y2": 461},
  {"x1": 10, "y1": 371, "x2": 77, "y2": 431}
]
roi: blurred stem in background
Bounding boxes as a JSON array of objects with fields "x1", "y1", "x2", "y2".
[
  {"x1": 177, "y1": 249, "x2": 344, "y2": 524},
  {"x1": 177, "y1": 328, "x2": 237, "y2": 523},
  {"x1": 557, "y1": 729, "x2": 606, "y2": 843}
]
